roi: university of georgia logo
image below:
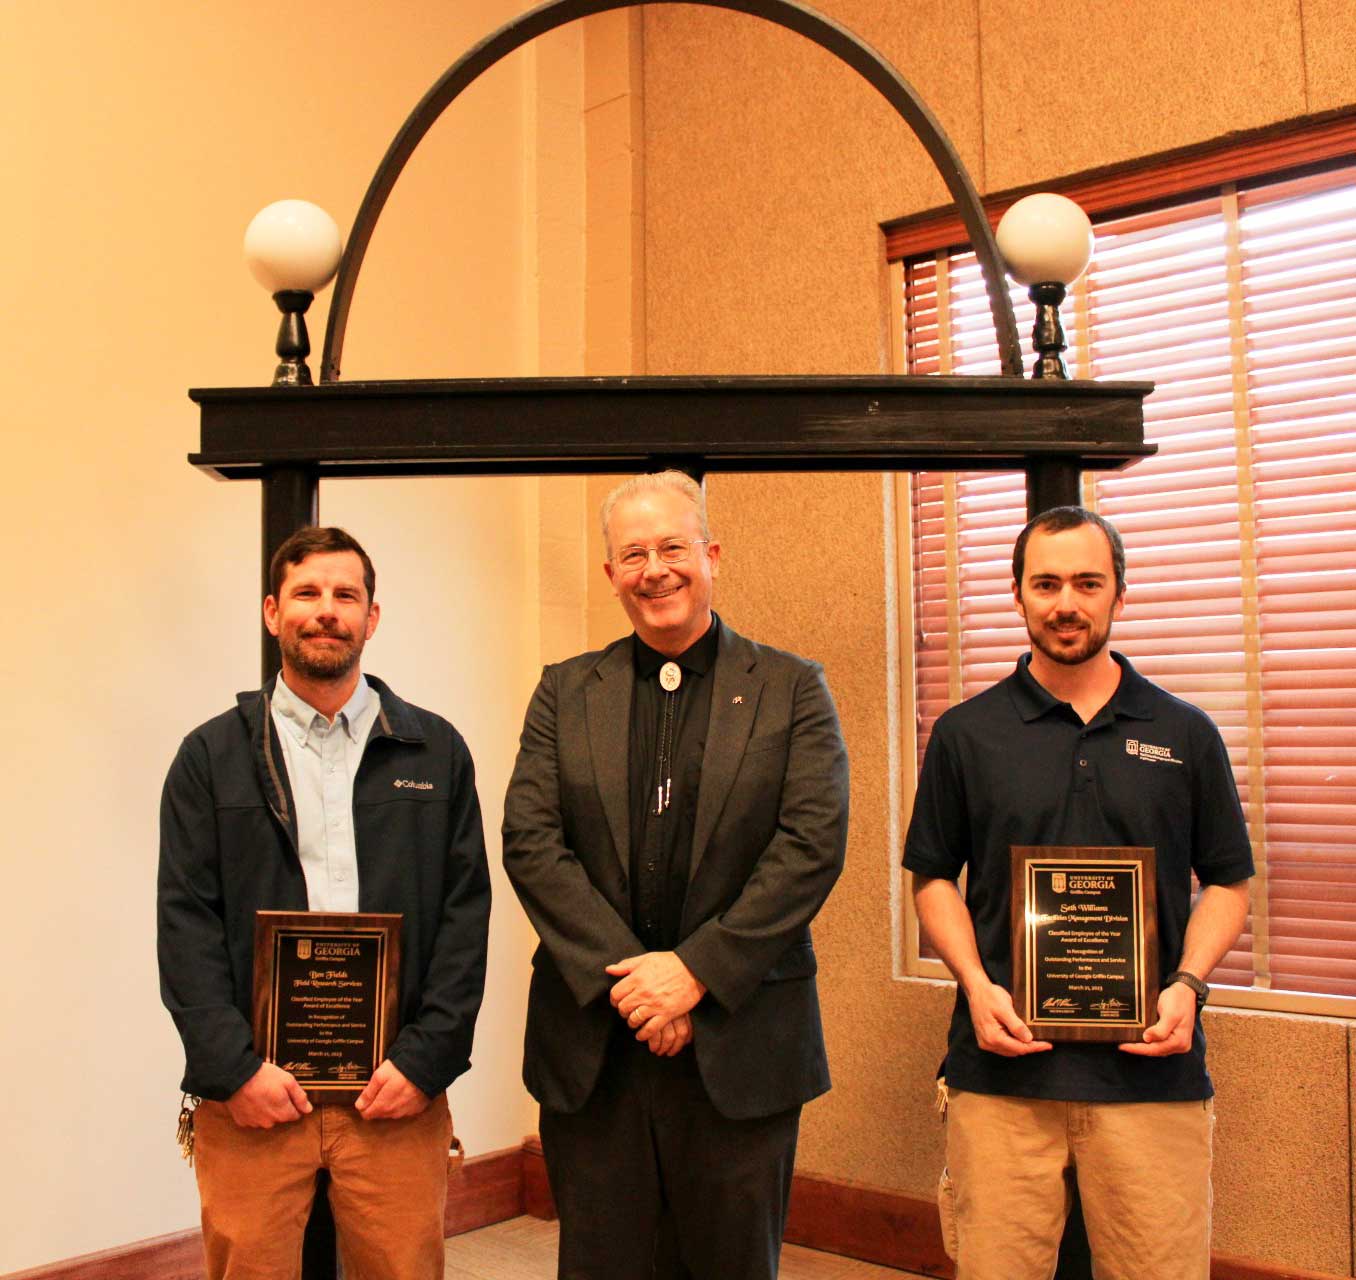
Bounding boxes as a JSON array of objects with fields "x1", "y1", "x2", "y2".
[
  {"x1": 1051, "y1": 872, "x2": 1067, "y2": 893},
  {"x1": 1126, "y1": 737, "x2": 1183, "y2": 764},
  {"x1": 296, "y1": 939, "x2": 312, "y2": 960}
]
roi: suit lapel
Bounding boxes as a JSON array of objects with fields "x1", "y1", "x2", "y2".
[
  {"x1": 585, "y1": 642, "x2": 634, "y2": 877},
  {"x1": 691, "y1": 625, "x2": 763, "y2": 882}
]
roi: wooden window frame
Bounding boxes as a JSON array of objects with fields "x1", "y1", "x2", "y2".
[
  {"x1": 890, "y1": 112, "x2": 1356, "y2": 1017},
  {"x1": 884, "y1": 109, "x2": 1356, "y2": 263}
]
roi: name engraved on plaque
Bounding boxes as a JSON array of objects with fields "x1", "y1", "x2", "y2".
[
  {"x1": 253, "y1": 911, "x2": 402, "y2": 1104},
  {"x1": 1011, "y1": 847, "x2": 1158, "y2": 1044}
]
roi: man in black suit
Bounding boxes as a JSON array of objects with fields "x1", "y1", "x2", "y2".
[{"x1": 503, "y1": 471, "x2": 849, "y2": 1280}]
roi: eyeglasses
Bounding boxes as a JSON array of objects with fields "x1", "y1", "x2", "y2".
[{"x1": 612, "y1": 538, "x2": 710, "y2": 571}]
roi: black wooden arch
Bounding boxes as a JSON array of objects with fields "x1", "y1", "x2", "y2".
[{"x1": 320, "y1": 0, "x2": 1023, "y2": 382}]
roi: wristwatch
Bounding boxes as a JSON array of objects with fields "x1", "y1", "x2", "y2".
[{"x1": 1164, "y1": 970, "x2": 1209, "y2": 1008}]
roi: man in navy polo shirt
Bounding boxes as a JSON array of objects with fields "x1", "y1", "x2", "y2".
[{"x1": 905, "y1": 506, "x2": 1253, "y2": 1280}]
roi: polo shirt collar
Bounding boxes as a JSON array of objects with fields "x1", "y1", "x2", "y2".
[
  {"x1": 272, "y1": 672, "x2": 372, "y2": 746},
  {"x1": 633, "y1": 615, "x2": 719, "y2": 681},
  {"x1": 1008, "y1": 651, "x2": 1156, "y2": 724}
]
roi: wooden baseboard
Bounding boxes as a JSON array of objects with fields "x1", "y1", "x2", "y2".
[
  {"x1": 0, "y1": 1231, "x2": 206, "y2": 1280},
  {"x1": 1212, "y1": 1257, "x2": 1348, "y2": 1280},
  {"x1": 7, "y1": 1139, "x2": 1346, "y2": 1280},
  {"x1": 785, "y1": 1170, "x2": 953, "y2": 1277},
  {"x1": 521, "y1": 1134, "x2": 557, "y2": 1220},
  {"x1": 521, "y1": 1141, "x2": 1348, "y2": 1280},
  {"x1": 3, "y1": 1145, "x2": 528, "y2": 1280},
  {"x1": 783, "y1": 1171, "x2": 1346, "y2": 1280},
  {"x1": 443, "y1": 1144, "x2": 526, "y2": 1237}
]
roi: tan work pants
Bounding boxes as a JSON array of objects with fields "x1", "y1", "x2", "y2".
[
  {"x1": 941, "y1": 1088, "x2": 1213, "y2": 1280},
  {"x1": 193, "y1": 1093, "x2": 452, "y2": 1280}
]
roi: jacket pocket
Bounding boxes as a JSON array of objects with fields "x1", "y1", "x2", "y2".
[
  {"x1": 761, "y1": 940, "x2": 817, "y2": 983},
  {"x1": 744, "y1": 730, "x2": 789, "y2": 756}
]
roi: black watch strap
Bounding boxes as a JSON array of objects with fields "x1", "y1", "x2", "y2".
[{"x1": 1164, "y1": 970, "x2": 1209, "y2": 1007}]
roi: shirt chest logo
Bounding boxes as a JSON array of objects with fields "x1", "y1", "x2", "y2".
[
  {"x1": 1125, "y1": 738, "x2": 1183, "y2": 765},
  {"x1": 393, "y1": 778, "x2": 435, "y2": 790}
]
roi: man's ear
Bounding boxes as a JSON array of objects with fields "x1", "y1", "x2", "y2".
[
  {"x1": 604, "y1": 560, "x2": 619, "y2": 597},
  {"x1": 263, "y1": 595, "x2": 281, "y2": 638},
  {"x1": 364, "y1": 600, "x2": 381, "y2": 640},
  {"x1": 1012, "y1": 579, "x2": 1026, "y2": 620}
]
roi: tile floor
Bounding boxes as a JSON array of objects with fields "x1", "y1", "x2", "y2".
[{"x1": 443, "y1": 1215, "x2": 928, "y2": 1279}]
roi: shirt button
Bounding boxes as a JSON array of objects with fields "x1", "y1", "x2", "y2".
[
  {"x1": 647, "y1": 862, "x2": 656, "y2": 871},
  {"x1": 1079, "y1": 758, "x2": 1088, "y2": 767},
  {"x1": 335, "y1": 869, "x2": 347, "y2": 881}
]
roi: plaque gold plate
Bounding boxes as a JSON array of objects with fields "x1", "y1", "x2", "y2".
[
  {"x1": 252, "y1": 911, "x2": 402, "y2": 1104},
  {"x1": 1010, "y1": 846, "x2": 1158, "y2": 1044}
]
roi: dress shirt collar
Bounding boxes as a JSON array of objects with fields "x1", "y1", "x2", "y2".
[
  {"x1": 271, "y1": 672, "x2": 373, "y2": 747},
  {"x1": 632, "y1": 615, "x2": 719, "y2": 681}
]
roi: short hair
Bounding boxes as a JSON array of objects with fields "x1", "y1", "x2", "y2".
[
  {"x1": 268, "y1": 526, "x2": 376, "y2": 603},
  {"x1": 600, "y1": 470, "x2": 711, "y2": 557},
  {"x1": 1012, "y1": 506, "x2": 1126, "y2": 596}
]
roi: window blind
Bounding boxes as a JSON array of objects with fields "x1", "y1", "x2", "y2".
[{"x1": 903, "y1": 163, "x2": 1356, "y2": 1003}]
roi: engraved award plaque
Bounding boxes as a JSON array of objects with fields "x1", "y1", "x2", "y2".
[
  {"x1": 252, "y1": 911, "x2": 402, "y2": 1103},
  {"x1": 1010, "y1": 846, "x2": 1158, "y2": 1043}
]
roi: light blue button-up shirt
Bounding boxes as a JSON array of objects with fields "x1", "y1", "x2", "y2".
[{"x1": 270, "y1": 674, "x2": 381, "y2": 913}]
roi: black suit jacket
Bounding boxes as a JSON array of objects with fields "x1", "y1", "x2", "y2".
[{"x1": 503, "y1": 619, "x2": 849, "y2": 1120}]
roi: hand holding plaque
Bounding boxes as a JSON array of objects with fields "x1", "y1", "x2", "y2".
[
  {"x1": 253, "y1": 911, "x2": 402, "y2": 1104},
  {"x1": 1010, "y1": 846, "x2": 1158, "y2": 1043}
]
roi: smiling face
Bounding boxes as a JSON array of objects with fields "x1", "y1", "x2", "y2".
[
  {"x1": 263, "y1": 550, "x2": 379, "y2": 685},
  {"x1": 1014, "y1": 522, "x2": 1124, "y2": 670},
  {"x1": 603, "y1": 487, "x2": 720, "y2": 656}
]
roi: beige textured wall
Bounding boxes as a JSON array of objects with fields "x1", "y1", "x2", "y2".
[
  {"x1": 0, "y1": 2, "x2": 548, "y2": 1270},
  {"x1": 584, "y1": 9, "x2": 651, "y2": 649},
  {"x1": 639, "y1": 1, "x2": 1356, "y2": 1273}
]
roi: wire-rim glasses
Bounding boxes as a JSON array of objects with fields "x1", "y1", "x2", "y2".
[{"x1": 612, "y1": 538, "x2": 710, "y2": 572}]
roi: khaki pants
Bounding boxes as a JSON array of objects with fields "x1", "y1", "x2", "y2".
[
  {"x1": 940, "y1": 1088, "x2": 1213, "y2": 1280},
  {"x1": 193, "y1": 1094, "x2": 453, "y2": 1280}
]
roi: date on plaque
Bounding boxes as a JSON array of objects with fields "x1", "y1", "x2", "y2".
[
  {"x1": 1010, "y1": 846, "x2": 1158, "y2": 1044},
  {"x1": 252, "y1": 911, "x2": 402, "y2": 1104}
]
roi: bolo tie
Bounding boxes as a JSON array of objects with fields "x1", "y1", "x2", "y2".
[{"x1": 655, "y1": 661, "x2": 682, "y2": 815}]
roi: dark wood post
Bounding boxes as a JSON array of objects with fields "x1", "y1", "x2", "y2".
[
  {"x1": 258, "y1": 465, "x2": 335, "y2": 1277},
  {"x1": 1026, "y1": 458, "x2": 1083, "y2": 519},
  {"x1": 1025, "y1": 455, "x2": 1095, "y2": 1279},
  {"x1": 260, "y1": 466, "x2": 319, "y2": 679}
]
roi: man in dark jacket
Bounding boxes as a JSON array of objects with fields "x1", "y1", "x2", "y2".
[
  {"x1": 158, "y1": 526, "x2": 490, "y2": 1280},
  {"x1": 503, "y1": 472, "x2": 849, "y2": 1280}
]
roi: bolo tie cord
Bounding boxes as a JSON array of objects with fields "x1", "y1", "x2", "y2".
[
  {"x1": 656, "y1": 687, "x2": 676, "y2": 815},
  {"x1": 655, "y1": 661, "x2": 682, "y2": 815}
]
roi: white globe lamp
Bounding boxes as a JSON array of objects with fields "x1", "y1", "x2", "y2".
[
  {"x1": 243, "y1": 200, "x2": 343, "y2": 386},
  {"x1": 996, "y1": 193, "x2": 1094, "y2": 379}
]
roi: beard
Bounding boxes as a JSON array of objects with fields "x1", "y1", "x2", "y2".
[
  {"x1": 1025, "y1": 611, "x2": 1113, "y2": 667},
  {"x1": 280, "y1": 627, "x2": 363, "y2": 681}
]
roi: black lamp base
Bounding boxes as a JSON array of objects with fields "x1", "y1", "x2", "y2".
[
  {"x1": 272, "y1": 289, "x2": 315, "y2": 386},
  {"x1": 1029, "y1": 281, "x2": 1069, "y2": 379}
]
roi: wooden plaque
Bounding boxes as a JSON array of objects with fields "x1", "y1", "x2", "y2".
[
  {"x1": 1010, "y1": 846, "x2": 1158, "y2": 1044},
  {"x1": 252, "y1": 911, "x2": 402, "y2": 1104}
]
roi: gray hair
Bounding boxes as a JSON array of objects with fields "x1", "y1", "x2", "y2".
[{"x1": 600, "y1": 470, "x2": 711, "y2": 556}]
